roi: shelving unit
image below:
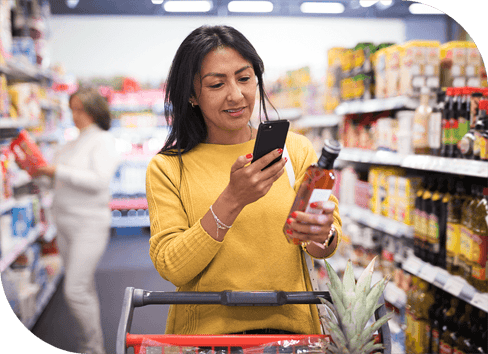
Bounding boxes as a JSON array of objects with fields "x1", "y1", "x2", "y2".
[{"x1": 334, "y1": 96, "x2": 419, "y2": 115}]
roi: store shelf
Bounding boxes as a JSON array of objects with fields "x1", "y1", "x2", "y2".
[
  {"x1": 0, "y1": 60, "x2": 53, "y2": 82},
  {"x1": 111, "y1": 214, "x2": 150, "y2": 228},
  {"x1": 402, "y1": 255, "x2": 488, "y2": 313},
  {"x1": 294, "y1": 114, "x2": 342, "y2": 129},
  {"x1": 110, "y1": 198, "x2": 148, "y2": 211},
  {"x1": 0, "y1": 225, "x2": 42, "y2": 272},
  {"x1": 0, "y1": 198, "x2": 16, "y2": 215},
  {"x1": 24, "y1": 269, "x2": 63, "y2": 330},
  {"x1": 339, "y1": 204, "x2": 414, "y2": 238},
  {"x1": 0, "y1": 118, "x2": 36, "y2": 130},
  {"x1": 338, "y1": 148, "x2": 488, "y2": 178},
  {"x1": 334, "y1": 96, "x2": 418, "y2": 115}
]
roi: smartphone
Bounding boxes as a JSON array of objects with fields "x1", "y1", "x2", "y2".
[{"x1": 251, "y1": 120, "x2": 290, "y2": 170}]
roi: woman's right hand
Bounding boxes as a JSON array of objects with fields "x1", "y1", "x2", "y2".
[{"x1": 223, "y1": 148, "x2": 287, "y2": 209}]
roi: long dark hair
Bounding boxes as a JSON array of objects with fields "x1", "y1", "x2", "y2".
[
  {"x1": 70, "y1": 87, "x2": 111, "y2": 131},
  {"x1": 159, "y1": 25, "x2": 273, "y2": 157}
]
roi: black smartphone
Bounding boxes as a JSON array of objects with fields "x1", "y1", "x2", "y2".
[{"x1": 251, "y1": 120, "x2": 290, "y2": 169}]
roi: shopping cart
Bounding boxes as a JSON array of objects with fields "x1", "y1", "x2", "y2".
[{"x1": 116, "y1": 288, "x2": 391, "y2": 354}]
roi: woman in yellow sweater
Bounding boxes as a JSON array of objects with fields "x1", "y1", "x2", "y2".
[{"x1": 146, "y1": 25, "x2": 342, "y2": 335}]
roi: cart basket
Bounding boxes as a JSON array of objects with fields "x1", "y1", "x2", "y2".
[{"x1": 116, "y1": 288, "x2": 391, "y2": 354}]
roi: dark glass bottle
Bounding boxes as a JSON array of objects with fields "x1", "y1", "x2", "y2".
[
  {"x1": 448, "y1": 87, "x2": 461, "y2": 158},
  {"x1": 284, "y1": 139, "x2": 341, "y2": 244},
  {"x1": 442, "y1": 88, "x2": 454, "y2": 157},
  {"x1": 446, "y1": 180, "x2": 466, "y2": 276}
]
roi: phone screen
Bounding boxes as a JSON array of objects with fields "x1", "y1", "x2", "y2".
[{"x1": 251, "y1": 120, "x2": 289, "y2": 169}]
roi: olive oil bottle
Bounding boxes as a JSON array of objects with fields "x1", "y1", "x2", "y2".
[
  {"x1": 446, "y1": 181, "x2": 466, "y2": 276},
  {"x1": 470, "y1": 187, "x2": 488, "y2": 292}
]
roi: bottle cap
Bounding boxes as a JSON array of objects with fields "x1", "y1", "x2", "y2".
[
  {"x1": 323, "y1": 139, "x2": 342, "y2": 155},
  {"x1": 446, "y1": 87, "x2": 455, "y2": 96}
]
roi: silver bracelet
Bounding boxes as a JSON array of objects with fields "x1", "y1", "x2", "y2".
[{"x1": 209, "y1": 205, "x2": 232, "y2": 239}]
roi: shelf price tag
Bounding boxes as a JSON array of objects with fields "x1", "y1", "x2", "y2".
[
  {"x1": 459, "y1": 284, "x2": 476, "y2": 303},
  {"x1": 471, "y1": 293, "x2": 488, "y2": 313},
  {"x1": 443, "y1": 276, "x2": 465, "y2": 297},
  {"x1": 418, "y1": 263, "x2": 437, "y2": 283},
  {"x1": 403, "y1": 256, "x2": 423, "y2": 275},
  {"x1": 433, "y1": 270, "x2": 449, "y2": 288}
]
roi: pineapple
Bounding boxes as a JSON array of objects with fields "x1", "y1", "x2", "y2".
[{"x1": 319, "y1": 256, "x2": 392, "y2": 354}]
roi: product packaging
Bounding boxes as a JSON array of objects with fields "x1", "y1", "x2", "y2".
[
  {"x1": 9, "y1": 129, "x2": 48, "y2": 176},
  {"x1": 440, "y1": 41, "x2": 468, "y2": 88},
  {"x1": 385, "y1": 45, "x2": 403, "y2": 98},
  {"x1": 12, "y1": 37, "x2": 37, "y2": 65}
]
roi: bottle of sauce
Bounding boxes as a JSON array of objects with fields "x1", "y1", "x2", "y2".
[
  {"x1": 470, "y1": 187, "x2": 488, "y2": 292},
  {"x1": 459, "y1": 185, "x2": 475, "y2": 282},
  {"x1": 457, "y1": 87, "x2": 471, "y2": 153},
  {"x1": 430, "y1": 90, "x2": 446, "y2": 156},
  {"x1": 414, "y1": 179, "x2": 427, "y2": 260},
  {"x1": 450, "y1": 303, "x2": 473, "y2": 354},
  {"x1": 446, "y1": 180, "x2": 466, "y2": 276},
  {"x1": 428, "y1": 178, "x2": 448, "y2": 268},
  {"x1": 448, "y1": 87, "x2": 461, "y2": 158},
  {"x1": 413, "y1": 86, "x2": 433, "y2": 155},
  {"x1": 441, "y1": 88, "x2": 454, "y2": 157},
  {"x1": 405, "y1": 275, "x2": 420, "y2": 353},
  {"x1": 473, "y1": 100, "x2": 488, "y2": 160},
  {"x1": 284, "y1": 139, "x2": 341, "y2": 244},
  {"x1": 439, "y1": 296, "x2": 461, "y2": 354},
  {"x1": 422, "y1": 176, "x2": 437, "y2": 263},
  {"x1": 431, "y1": 292, "x2": 451, "y2": 354}
]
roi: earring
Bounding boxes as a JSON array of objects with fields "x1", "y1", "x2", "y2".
[{"x1": 189, "y1": 100, "x2": 195, "y2": 108}]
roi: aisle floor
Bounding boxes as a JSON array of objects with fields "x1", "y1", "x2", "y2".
[{"x1": 31, "y1": 228, "x2": 176, "y2": 354}]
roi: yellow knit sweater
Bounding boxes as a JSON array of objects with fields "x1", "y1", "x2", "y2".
[{"x1": 146, "y1": 131, "x2": 342, "y2": 334}]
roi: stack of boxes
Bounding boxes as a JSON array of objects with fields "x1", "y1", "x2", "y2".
[{"x1": 440, "y1": 41, "x2": 484, "y2": 88}]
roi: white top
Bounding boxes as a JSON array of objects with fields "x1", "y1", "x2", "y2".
[{"x1": 52, "y1": 124, "x2": 120, "y2": 217}]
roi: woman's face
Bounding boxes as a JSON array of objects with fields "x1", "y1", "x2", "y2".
[
  {"x1": 192, "y1": 47, "x2": 257, "y2": 144},
  {"x1": 70, "y1": 95, "x2": 94, "y2": 130}
]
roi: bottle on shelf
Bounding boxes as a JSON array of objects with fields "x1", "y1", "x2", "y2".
[
  {"x1": 473, "y1": 100, "x2": 488, "y2": 160},
  {"x1": 446, "y1": 180, "x2": 467, "y2": 276},
  {"x1": 422, "y1": 176, "x2": 437, "y2": 263},
  {"x1": 427, "y1": 177, "x2": 449, "y2": 268},
  {"x1": 459, "y1": 185, "x2": 476, "y2": 282},
  {"x1": 448, "y1": 87, "x2": 461, "y2": 158},
  {"x1": 413, "y1": 86, "x2": 433, "y2": 155},
  {"x1": 453, "y1": 303, "x2": 474, "y2": 354},
  {"x1": 456, "y1": 88, "x2": 471, "y2": 155},
  {"x1": 414, "y1": 179, "x2": 427, "y2": 260},
  {"x1": 430, "y1": 90, "x2": 446, "y2": 156},
  {"x1": 465, "y1": 185, "x2": 484, "y2": 287},
  {"x1": 412, "y1": 279, "x2": 436, "y2": 354},
  {"x1": 448, "y1": 302, "x2": 472, "y2": 354},
  {"x1": 283, "y1": 139, "x2": 341, "y2": 244},
  {"x1": 470, "y1": 88, "x2": 484, "y2": 129},
  {"x1": 441, "y1": 88, "x2": 454, "y2": 158},
  {"x1": 469, "y1": 186, "x2": 488, "y2": 292},
  {"x1": 405, "y1": 275, "x2": 420, "y2": 354},
  {"x1": 430, "y1": 290, "x2": 451, "y2": 354},
  {"x1": 439, "y1": 296, "x2": 462, "y2": 354}
]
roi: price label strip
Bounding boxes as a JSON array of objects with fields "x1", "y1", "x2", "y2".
[
  {"x1": 433, "y1": 270, "x2": 449, "y2": 288},
  {"x1": 403, "y1": 256, "x2": 424, "y2": 276},
  {"x1": 471, "y1": 293, "x2": 488, "y2": 313},
  {"x1": 442, "y1": 275, "x2": 465, "y2": 297},
  {"x1": 459, "y1": 284, "x2": 476, "y2": 303},
  {"x1": 418, "y1": 263, "x2": 437, "y2": 284}
]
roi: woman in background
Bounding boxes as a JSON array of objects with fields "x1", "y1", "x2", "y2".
[
  {"x1": 34, "y1": 87, "x2": 120, "y2": 354},
  {"x1": 146, "y1": 25, "x2": 342, "y2": 335}
]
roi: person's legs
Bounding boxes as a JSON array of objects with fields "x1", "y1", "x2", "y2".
[{"x1": 56, "y1": 215, "x2": 110, "y2": 354}]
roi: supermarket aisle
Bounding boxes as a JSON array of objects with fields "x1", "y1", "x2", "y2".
[{"x1": 32, "y1": 228, "x2": 176, "y2": 354}]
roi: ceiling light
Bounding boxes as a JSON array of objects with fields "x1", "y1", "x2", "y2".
[
  {"x1": 66, "y1": 0, "x2": 79, "y2": 8},
  {"x1": 359, "y1": 0, "x2": 377, "y2": 8},
  {"x1": 228, "y1": 1, "x2": 273, "y2": 13},
  {"x1": 379, "y1": 0, "x2": 392, "y2": 5},
  {"x1": 164, "y1": 1, "x2": 212, "y2": 12},
  {"x1": 151, "y1": 0, "x2": 165, "y2": 4},
  {"x1": 408, "y1": 3, "x2": 444, "y2": 15},
  {"x1": 300, "y1": 2, "x2": 345, "y2": 14}
]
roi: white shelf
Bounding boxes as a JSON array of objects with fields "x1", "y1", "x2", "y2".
[
  {"x1": 111, "y1": 215, "x2": 150, "y2": 228},
  {"x1": 402, "y1": 255, "x2": 488, "y2": 313},
  {"x1": 24, "y1": 269, "x2": 63, "y2": 330},
  {"x1": 294, "y1": 114, "x2": 342, "y2": 129},
  {"x1": 335, "y1": 96, "x2": 418, "y2": 115},
  {"x1": 338, "y1": 148, "x2": 488, "y2": 178},
  {"x1": 0, "y1": 199, "x2": 16, "y2": 215},
  {"x1": 340, "y1": 204, "x2": 414, "y2": 238}
]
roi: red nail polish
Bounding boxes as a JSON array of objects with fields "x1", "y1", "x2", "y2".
[
  {"x1": 310, "y1": 202, "x2": 318, "y2": 208},
  {"x1": 277, "y1": 148, "x2": 283, "y2": 154},
  {"x1": 246, "y1": 153, "x2": 253, "y2": 159},
  {"x1": 286, "y1": 218, "x2": 292, "y2": 225},
  {"x1": 291, "y1": 212, "x2": 297, "y2": 218},
  {"x1": 286, "y1": 229, "x2": 293, "y2": 235},
  {"x1": 284, "y1": 157, "x2": 288, "y2": 162}
]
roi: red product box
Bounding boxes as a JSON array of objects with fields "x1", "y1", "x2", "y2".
[{"x1": 9, "y1": 130, "x2": 47, "y2": 176}]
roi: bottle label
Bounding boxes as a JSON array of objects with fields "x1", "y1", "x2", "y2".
[
  {"x1": 449, "y1": 118, "x2": 460, "y2": 145},
  {"x1": 305, "y1": 189, "x2": 332, "y2": 214},
  {"x1": 453, "y1": 348, "x2": 466, "y2": 354},
  {"x1": 419, "y1": 211, "x2": 428, "y2": 241},
  {"x1": 440, "y1": 340, "x2": 453, "y2": 354},
  {"x1": 429, "y1": 214, "x2": 440, "y2": 243},
  {"x1": 429, "y1": 112, "x2": 442, "y2": 149},
  {"x1": 460, "y1": 226, "x2": 472, "y2": 258},
  {"x1": 470, "y1": 233, "x2": 488, "y2": 280},
  {"x1": 442, "y1": 119, "x2": 451, "y2": 145},
  {"x1": 432, "y1": 328, "x2": 440, "y2": 353},
  {"x1": 446, "y1": 223, "x2": 461, "y2": 253},
  {"x1": 480, "y1": 136, "x2": 488, "y2": 160},
  {"x1": 458, "y1": 116, "x2": 469, "y2": 140}
]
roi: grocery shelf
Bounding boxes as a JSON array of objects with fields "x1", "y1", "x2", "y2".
[
  {"x1": 24, "y1": 269, "x2": 64, "y2": 330},
  {"x1": 111, "y1": 215, "x2": 150, "y2": 228},
  {"x1": 0, "y1": 59, "x2": 53, "y2": 82},
  {"x1": 334, "y1": 96, "x2": 418, "y2": 115},
  {"x1": 0, "y1": 118, "x2": 35, "y2": 130},
  {"x1": 338, "y1": 148, "x2": 488, "y2": 178},
  {"x1": 0, "y1": 225, "x2": 42, "y2": 272},
  {"x1": 110, "y1": 198, "x2": 148, "y2": 211},
  {"x1": 0, "y1": 198, "x2": 16, "y2": 215},
  {"x1": 402, "y1": 255, "x2": 488, "y2": 313},
  {"x1": 339, "y1": 204, "x2": 414, "y2": 239}
]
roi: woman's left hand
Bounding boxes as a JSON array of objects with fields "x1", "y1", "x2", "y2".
[
  {"x1": 285, "y1": 201, "x2": 335, "y2": 245},
  {"x1": 31, "y1": 165, "x2": 56, "y2": 178}
]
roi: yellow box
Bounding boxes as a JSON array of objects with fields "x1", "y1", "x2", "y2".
[
  {"x1": 374, "y1": 47, "x2": 388, "y2": 98},
  {"x1": 441, "y1": 41, "x2": 469, "y2": 87}
]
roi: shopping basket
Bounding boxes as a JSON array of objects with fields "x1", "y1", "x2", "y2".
[{"x1": 116, "y1": 288, "x2": 391, "y2": 354}]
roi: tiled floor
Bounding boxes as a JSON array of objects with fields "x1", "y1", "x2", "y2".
[{"x1": 31, "y1": 228, "x2": 176, "y2": 354}]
